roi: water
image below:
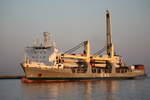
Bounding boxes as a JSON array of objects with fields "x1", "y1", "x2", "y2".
[{"x1": 0, "y1": 77, "x2": 150, "y2": 100}]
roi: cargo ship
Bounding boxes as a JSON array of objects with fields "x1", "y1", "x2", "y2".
[{"x1": 21, "y1": 10, "x2": 146, "y2": 83}]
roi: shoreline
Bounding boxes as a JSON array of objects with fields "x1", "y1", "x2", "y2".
[{"x1": 0, "y1": 76, "x2": 24, "y2": 79}]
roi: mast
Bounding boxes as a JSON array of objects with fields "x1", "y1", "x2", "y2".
[
  {"x1": 43, "y1": 32, "x2": 52, "y2": 47},
  {"x1": 84, "y1": 41, "x2": 90, "y2": 57},
  {"x1": 84, "y1": 40, "x2": 92, "y2": 73},
  {"x1": 106, "y1": 10, "x2": 114, "y2": 57}
]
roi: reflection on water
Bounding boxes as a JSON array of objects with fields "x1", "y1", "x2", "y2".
[
  {"x1": 106, "y1": 80, "x2": 118, "y2": 100},
  {"x1": 21, "y1": 80, "x2": 120, "y2": 100},
  {"x1": 0, "y1": 78, "x2": 150, "y2": 100},
  {"x1": 84, "y1": 82, "x2": 92, "y2": 100}
]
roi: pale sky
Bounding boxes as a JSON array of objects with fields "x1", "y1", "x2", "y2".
[{"x1": 0, "y1": 0, "x2": 150, "y2": 75}]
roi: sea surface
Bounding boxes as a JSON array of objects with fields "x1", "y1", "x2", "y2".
[{"x1": 0, "y1": 77, "x2": 150, "y2": 100}]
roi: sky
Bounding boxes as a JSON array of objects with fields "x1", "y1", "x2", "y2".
[{"x1": 0, "y1": 0, "x2": 150, "y2": 75}]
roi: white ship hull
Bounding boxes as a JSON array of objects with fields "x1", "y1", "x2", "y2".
[{"x1": 22, "y1": 64, "x2": 146, "y2": 82}]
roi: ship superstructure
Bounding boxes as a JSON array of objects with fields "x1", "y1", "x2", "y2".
[
  {"x1": 21, "y1": 11, "x2": 146, "y2": 83},
  {"x1": 22, "y1": 32, "x2": 63, "y2": 72}
]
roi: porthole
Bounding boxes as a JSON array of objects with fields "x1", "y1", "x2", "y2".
[{"x1": 38, "y1": 73, "x2": 42, "y2": 77}]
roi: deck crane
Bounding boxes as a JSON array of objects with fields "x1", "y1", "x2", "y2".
[
  {"x1": 91, "y1": 10, "x2": 123, "y2": 73},
  {"x1": 94, "y1": 10, "x2": 115, "y2": 56},
  {"x1": 106, "y1": 10, "x2": 115, "y2": 57},
  {"x1": 61, "y1": 10, "x2": 123, "y2": 73},
  {"x1": 61, "y1": 41, "x2": 92, "y2": 73}
]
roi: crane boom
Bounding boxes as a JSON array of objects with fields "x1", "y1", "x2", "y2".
[{"x1": 106, "y1": 10, "x2": 115, "y2": 57}]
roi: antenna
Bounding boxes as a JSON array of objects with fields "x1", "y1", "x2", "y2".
[
  {"x1": 34, "y1": 39, "x2": 40, "y2": 47},
  {"x1": 43, "y1": 32, "x2": 52, "y2": 47}
]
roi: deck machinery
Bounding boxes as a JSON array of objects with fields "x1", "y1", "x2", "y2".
[{"x1": 62, "y1": 10, "x2": 135, "y2": 74}]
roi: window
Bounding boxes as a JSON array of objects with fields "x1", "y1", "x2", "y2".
[
  {"x1": 43, "y1": 51, "x2": 46, "y2": 54},
  {"x1": 40, "y1": 51, "x2": 42, "y2": 54}
]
